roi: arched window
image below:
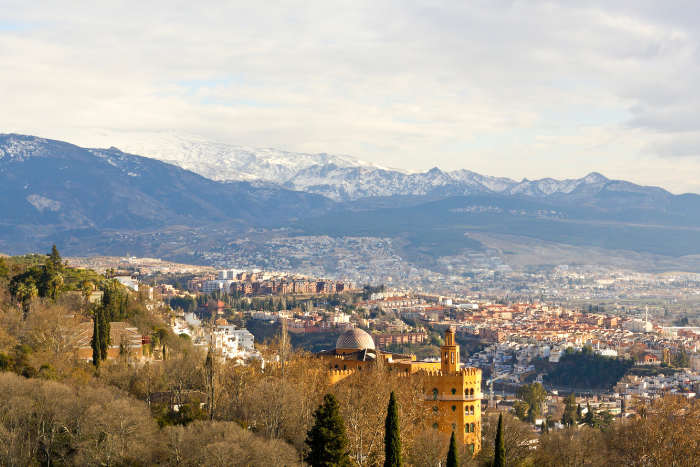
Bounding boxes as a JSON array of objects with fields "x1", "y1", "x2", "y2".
[
  {"x1": 470, "y1": 388, "x2": 474, "y2": 396},
  {"x1": 432, "y1": 388, "x2": 438, "y2": 400},
  {"x1": 465, "y1": 424, "x2": 470, "y2": 433},
  {"x1": 451, "y1": 405, "x2": 457, "y2": 412},
  {"x1": 334, "y1": 364, "x2": 338, "y2": 369},
  {"x1": 432, "y1": 423, "x2": 439, "y2": 430},
  {"x1": 343, "y1": 365, "x2": 347, "y2": 370},
  {"x1": 452, "y1": 423, "x2": 456, "y2": 430},
  {"x1": 451, "y1": 388, "x2": 456, "y2": 395},
  {"x1": 469, "y1": 444, "x2": 475, "y2": 454},
  {"x1": 433, "y1": 406, "x2": 438, "y2": 413},
  {"x1": 470, "y1": 423, "x2": 475, "y2": 433},
  {"x1": 470, "y1": 405, "x2": 474, "y2": 415}
]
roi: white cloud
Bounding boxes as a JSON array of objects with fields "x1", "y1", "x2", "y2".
[{"x1": 2, "y1": 1, "x2": 700, "y2": 192}]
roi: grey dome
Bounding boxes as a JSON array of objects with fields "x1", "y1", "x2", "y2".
[{"x1": 336, "y1": 329, "x2": 375, "y2": 350}]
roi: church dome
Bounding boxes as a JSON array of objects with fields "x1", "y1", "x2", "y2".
[{"x1": 336, "y1": 328, "x2": 375, "y2": 351}]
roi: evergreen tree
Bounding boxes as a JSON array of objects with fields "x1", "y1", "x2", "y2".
[
  {"x1": 562, "y1": 394, "x2": 577, "y2": 426},
  {"x1": 576, "y1": 403, "x2": 583, "y2": 419},
  {"x1": 306, "y1": 393, "x2": 353, "y2": 467},
  {"x1": 541, "y1": 419, "x2": 549, "y2": 435},
  {"x1": 38, "y1": 258, "x2": 55, "y2": 298},
  {"x1": 584, "y1": 402, "x2": 595, "y2": 427},
  {"x1": 91, "y1": 313, "x2": 101, "y2": 368},
  {"x1": 384, "y1": 391, "x2": 402, "y2": 467},
  {"x1": 492, "y1": 413, "x2": 505, "y2": 467},
  {"x1": 49, "y1": 244, "x2": 63, "y2": 273},
  {"x1": 98, "y1": 306, "x2": 110, "y2": 361},
  {"x1": 446, "y1": 431, "x2": 458, "y2": 467},
  {"x1": 674, "y1": 345, "x2": 690, "y2": 368},
  {"x1": 0, "y1": 257, "x2": 8, "y2": 279}
]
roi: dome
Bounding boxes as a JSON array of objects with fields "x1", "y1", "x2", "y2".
[{"x1": 336, "y1": 329, "x2": 375, "y2": 351}]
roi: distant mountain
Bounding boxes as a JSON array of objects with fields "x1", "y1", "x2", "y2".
[
  {"x1": 0, "y1": 134, "x2": 333, "y2": 251},
  {"x1": 24, "y1": 129, "x2": 685, "y2": 210},
  {"x1": 19, "y1": 128, "x2": 404, "y2": 184}
]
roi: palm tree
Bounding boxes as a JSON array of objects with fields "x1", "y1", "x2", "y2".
[
  {"x1": 16, "y1": 282, "x2": 38, "y2": 313},
  {"x1": 51, "y1": 273, "x2": 64, "y2": 300},
  {"x1": 81, "y1": 280, "x2": 94, "y2": 311}
]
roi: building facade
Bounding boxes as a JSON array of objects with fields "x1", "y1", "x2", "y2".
[{"x1": 317, "y1": 327, "x2": 482, "y2": 453}]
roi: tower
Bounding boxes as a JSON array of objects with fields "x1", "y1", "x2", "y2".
[
  {"x1": 426, "y1": 327, "x2": 482, "y2": 454},
  {"x1": 441, "y1": 327, "x2": 459, "y2": 373}
]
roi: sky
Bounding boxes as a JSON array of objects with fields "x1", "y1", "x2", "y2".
[{"x1": 2, "y1": 1, "x2": 700, "y2": 193}]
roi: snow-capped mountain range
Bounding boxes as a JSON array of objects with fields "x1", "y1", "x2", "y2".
[{"x1": 13, "y1": 128, "x2": 671, "y2": 205}]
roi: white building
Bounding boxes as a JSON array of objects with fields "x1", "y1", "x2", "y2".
[
  {"x1": 114, "y1": 275, "x2": 139, "y2": 291},
  {"x1": 214, "y1": 324, "x2": 255, "y2": 351},
  {"x1": 202, "y1": 280, "x2": 235, "y2": 293}
]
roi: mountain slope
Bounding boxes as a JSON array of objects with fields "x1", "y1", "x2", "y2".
[
  {"x1": 293, "y1": 195, "x2": 700, "y2": 258},
  {"x1": 24, "y1": 129, "x2": 688, "y2": 210},
  {"x1": 19, "y1": 128, "x2": 404, "y2": 184},
  {"x1": 0, "y1": 134, "x2": 333, "y2": 239}
]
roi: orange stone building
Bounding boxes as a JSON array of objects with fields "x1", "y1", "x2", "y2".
[
  {"x1": 74, "y1": 320, "x2": 144, "y2": 361},
  {"x1": 318, "y1": 327, "x2": 482, "y2": 452}
]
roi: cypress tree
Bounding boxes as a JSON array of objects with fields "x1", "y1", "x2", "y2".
[
  {"x1": 493, "y1": 413, "x2": 505, "y2": 467},
  {"x1": 384, "y1": 391, "x2": 402, "y2": 467},
  {"x1": 446, "y1": 431, "x2": 458, "y2": 467},
  {"x1": 102, "y1": 285, "x2": 114, "y2": 321},
  {"x1": 98, "y1": 306, "x2": 110, "y2": 361},
  {"x1": 91, "y1": 313, "x2": 101, "y2": 368},
  {"x1": 306, "y1": 393, "x2": 353, "y2": 467}
]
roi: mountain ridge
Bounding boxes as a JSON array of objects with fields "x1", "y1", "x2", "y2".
[
  {"x1": 0, "y1": 134, "x2": 333, "y2": 253},
  {"x1": 14, "y1": 128, "x2": 680, "y2": 207}
]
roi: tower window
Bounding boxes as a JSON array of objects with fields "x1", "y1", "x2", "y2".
[
  {"x1": 469, "y1": 444, "x2": 475, "y2": 454},
  {"x1": 432, "y1": 388, "x2": 439, "y2": 400},
  {"x1": 451, "y1": 388, "x2": 456, "y2": 395},
  {"x1": 451, "y1": 405, "x2": 457, "y2": 412},
  {"x1": 452, "y1": 423, "x2": 456, "y2": 430}
]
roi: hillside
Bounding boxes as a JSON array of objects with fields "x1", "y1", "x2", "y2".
[
  {"x1": 22, "y1": 129, "x2": 697, "y2": 207},
  {"x1": 0, "y1": 134, "x2": 333, "y2": 254},
  {"x1": 292, "y1": 195, "x2": 700, "y2": 258}
]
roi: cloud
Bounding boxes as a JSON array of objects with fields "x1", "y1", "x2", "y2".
[{"x1": 1, "y1": 1, "x2": 700, "y2": 192}]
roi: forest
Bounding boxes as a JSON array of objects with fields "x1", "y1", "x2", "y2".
[{"x1": 543, "y1": 347, "x2": 634, "y2": 389}]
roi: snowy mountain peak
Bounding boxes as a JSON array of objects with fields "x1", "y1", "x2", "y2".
[
  {"x1": 13, "y1": 127, "x2": 406, "y2": 184},
  {"x1": 9, "y1": 128, "x2": 666, "y2": 204}
]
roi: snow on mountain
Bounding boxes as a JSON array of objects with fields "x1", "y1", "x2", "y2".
[
  {"x1": 9, "y1": 128, "x2": 667, "y2": 204},
  {"x1": 17, "y1": 128, "x2": 403, "y2": 184}
]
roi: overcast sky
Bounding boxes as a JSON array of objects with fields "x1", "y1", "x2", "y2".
[{"x1": 2, "y1": 1, "x2": 700, "y2": 192}]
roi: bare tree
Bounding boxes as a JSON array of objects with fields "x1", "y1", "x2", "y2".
[
  {"x1": 477, "y1": 413, "x2": 537, "y2": 467},
  {"x1": 535, "y1": 426, "x2": 609, "y2": 467},
  {"x1": 607, "y1": 396, "x2": 700, "y2": 467}
]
